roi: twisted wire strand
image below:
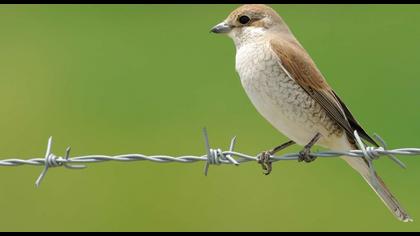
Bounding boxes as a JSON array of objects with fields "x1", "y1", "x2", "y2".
[{"x1": 0, "y1": 128, "x2": 419, "y2": 187}]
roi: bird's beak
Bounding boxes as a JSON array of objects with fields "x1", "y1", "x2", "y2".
[{"x1": 210, "y1": 22, "x2": 232, "y2": 34}]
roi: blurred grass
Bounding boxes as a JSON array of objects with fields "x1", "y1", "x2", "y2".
[{"x1": 0, "y1": 4, "x2": 419, "y2": 231}]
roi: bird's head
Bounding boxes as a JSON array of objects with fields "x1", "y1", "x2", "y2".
[{"x1": 211, "y1": 4, "x2": 291, "y2": 48}]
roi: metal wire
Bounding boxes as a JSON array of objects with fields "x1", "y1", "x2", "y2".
[{"x1": 0, "y1": 128, "x2": 419, "y2": 188}]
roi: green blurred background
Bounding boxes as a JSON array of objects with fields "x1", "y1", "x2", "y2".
[{"x1": 0, "y1": 4, "x2": 419, "y2": 232}]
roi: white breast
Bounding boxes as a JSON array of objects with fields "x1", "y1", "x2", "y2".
[{"x1": 235, "y1": 41, "x2": 340, "y2": 147}]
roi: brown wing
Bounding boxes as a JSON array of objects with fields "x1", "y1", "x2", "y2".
[{"x1": 269, "y1": 38, "x2": 378, "y2": 147}]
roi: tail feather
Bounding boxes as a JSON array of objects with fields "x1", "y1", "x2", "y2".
[
  {"x1": 342, "y1": 155, "x2": 412, "y2": 222},
  {"x1": 372, "y1": 173, "x2": 412, "y2": 222}
]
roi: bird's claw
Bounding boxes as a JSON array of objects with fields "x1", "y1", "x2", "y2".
[
  {"x1": 298, "y1": 148, "x2": 317, "y2": 163},
  {"x1": 258, "y1": 151, "x2": 272, "y2": 175}
]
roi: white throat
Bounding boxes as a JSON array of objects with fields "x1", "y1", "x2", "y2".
[{"x1": 229, "y1": 27, "x2": 267, "y2": 50}]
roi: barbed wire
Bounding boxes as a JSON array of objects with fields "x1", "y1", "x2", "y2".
[{"x1": 0, "y1": 128, "x2": 419, "y2": 188}]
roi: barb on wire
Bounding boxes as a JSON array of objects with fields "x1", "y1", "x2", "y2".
[
  {"x1": 203, "y1": 128, "x2": 239, "y2": 176},
  {"x1": 0, "y1": 128, "x2": 419, "y2": 187}
]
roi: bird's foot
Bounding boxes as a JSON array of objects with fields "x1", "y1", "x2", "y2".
[
  {"x1": 298, "y1": 133, "x2": 322, "y2": 163},
  {"x1": 298, "y1": 147, "x2": 317, "y2": 163},
  {"x1": 257, "y1": 140, "x2": 296, "y2": 175},
  {"x1": 258, "y1": 151, "x2": 272, "y2": 175}
]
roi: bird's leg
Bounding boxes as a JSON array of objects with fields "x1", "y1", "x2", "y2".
[
  {"x1": 298, "y1": 133, "x2": 322, "y2": 163},
  {"x1": 258, "y1": 140, "x2": 296, "y2": 175}
]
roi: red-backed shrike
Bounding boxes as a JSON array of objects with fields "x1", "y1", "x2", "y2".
[{"x1": 211, "y1": 4, "x2": 411, "y2": 222}]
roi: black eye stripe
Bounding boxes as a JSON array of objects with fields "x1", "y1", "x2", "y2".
[{"x1": 238, "y1": 15, "x2": 250, "y2": 25}]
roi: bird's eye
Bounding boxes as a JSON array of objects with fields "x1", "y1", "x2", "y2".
[{"x1": 238, "y1": 15, "x2": 250, "y2": 25}]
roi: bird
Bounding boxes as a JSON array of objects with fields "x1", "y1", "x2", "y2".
[{"x1": 210, "y1": 4, "x2": 412, "y2": 222}]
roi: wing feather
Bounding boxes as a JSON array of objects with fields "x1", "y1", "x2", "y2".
[{"x1": 269, "y1": 38, "x2": 378, "y2": 147}]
